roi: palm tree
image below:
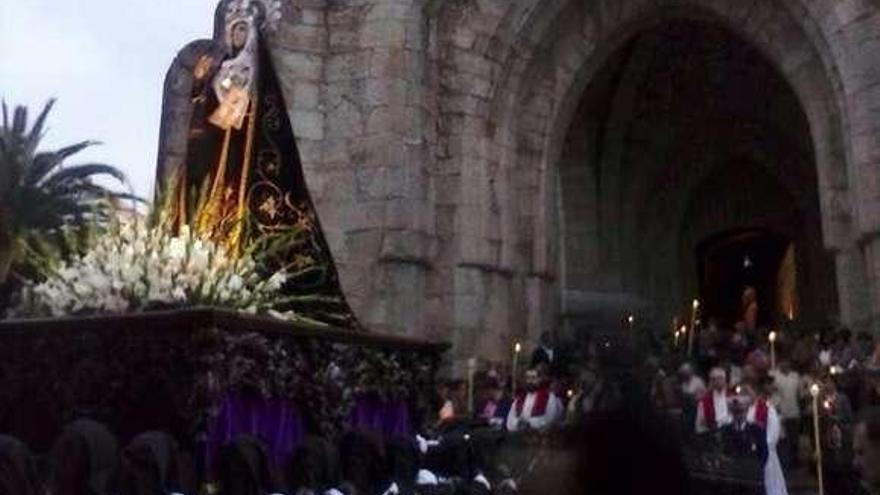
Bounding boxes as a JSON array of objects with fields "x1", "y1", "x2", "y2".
[{"x1": 0, "y1": 99, "x2": 137, "y2": 290}]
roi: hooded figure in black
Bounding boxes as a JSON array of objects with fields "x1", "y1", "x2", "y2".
[
  {"x1": 217, "y1": 436, "x2": 282, "y2": 495},
  {"x1": 110, "y1": 431, "x2": 197, "y2": 495},
  {"x1": 0, "y1": 435, "x2": 41, "y2": 495},
  {"x1": 286, "y1": 436, "x2": 339, "y2": 495},
  {"x1": 47, "y1": 419, "x2": 119, "y2": 495}
]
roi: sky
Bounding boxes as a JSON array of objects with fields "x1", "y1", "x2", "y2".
[{"x1": 1, "y1": 0, "x2": 220, "y2": 199}]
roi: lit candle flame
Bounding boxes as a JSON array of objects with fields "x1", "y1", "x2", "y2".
[
  {"x1": 692, "y1": 299, "x2": 700, "y2": 309},
  {"x1": 769, "y1": 331, "x2": 777, "y2": 343},
  {"x1": 567, "y1": 389, "x2": 574, "y2": 398},
  {"x1": 810, "y1": 383, "x2": 821, "y2": 397},
  {"x1": 627, "y1": 315, "x2": 635, "y2": 324},
  {"x1": 514, "y1": 342, "x2": 522, "y2": 353}
]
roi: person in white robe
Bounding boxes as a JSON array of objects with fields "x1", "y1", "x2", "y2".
[
  {"x1": 506, "y1": 368, "x2": 564, "y2": 432},
  {"x1": 747, "y1": 383, "x2": 789, "y2": 495},
  {"x1": 695, "y1": 367, "x2": 733, "y2": 433}
]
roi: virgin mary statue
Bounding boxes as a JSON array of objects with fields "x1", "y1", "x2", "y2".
[{"x1": 155, "y1": 0, "x2": 355, "y2": 327}]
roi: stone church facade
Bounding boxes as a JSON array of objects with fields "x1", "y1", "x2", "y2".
[{"x1": 164, "y1": 0, "x2": 880, "y2": 368}]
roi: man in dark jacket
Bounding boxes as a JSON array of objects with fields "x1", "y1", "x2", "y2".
[{"x1": 721, "y1": 394, "x2": 768, "y2": 465}]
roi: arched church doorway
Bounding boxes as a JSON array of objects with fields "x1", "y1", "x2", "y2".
[
  {"x1": 696, "y1": 228, "x2": 796, "y2": 330},
  {"x1": 557, "y1": 20, "x2": 838, "y2": 333}
]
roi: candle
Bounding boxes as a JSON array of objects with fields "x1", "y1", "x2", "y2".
[
  {"x1": 688, "y1": 299, "x2": 699, "y2": 356},
  {"x1": 769, "y1": 331, "x2": 777, "y2": 370},
  {"x1": 811, "y1": 383, "x2": 824, "y2": 495},
  {"x1": 512, "y1": 342, "x2": 522, "y2": 396},
  {"x1": 467, "y1": 357, "x2": 477, "y2": 415}
]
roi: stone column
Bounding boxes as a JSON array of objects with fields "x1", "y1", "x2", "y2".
[
  {"x1": 861, "y1": 238, "x2": 880, "y2": 333},
  {"x1": 314, "y1": 0, "x2": 436, "y2": 337},
  {"x1": 834, "y1": 245, "x2": 872, "y2": 331}
]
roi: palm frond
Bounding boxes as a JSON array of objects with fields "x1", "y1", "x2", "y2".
[
  {"x1": 26, "y1": 141, "x2": 98, "y2": 187},
  {"x1": 72, "y1": 182, "x2": 144, "y2": 203},
  {"x1": 0, "y1": 98, "x2": 132, "y2": 294},
  {"x1": 1, "y1": 101, "x2": 9, "y2": 130},
  {"x1": 24, "y1": 99, "x2": 55, "y2": 156},
  {"x1": 42, "y1": 163, "x2": 128, "y2": 189},
  {"x1": 11, "y1": 105, "x2": 27, "y2": 136}
]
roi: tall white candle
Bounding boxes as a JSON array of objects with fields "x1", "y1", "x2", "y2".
[
  {"x1": 512, "y1": 342, "x2": 522, "y2": 396},
  {"x1": 811, "y1": 383, "x2": 824, "y2": 495},
  {"x1": 687, "y1": 299, "x2": 699, "y2": 356},
  {"x1": 769, "y1": 331, "x2": 778, "y2": 370},
  {"x1": 467, "y1": 357, "x2": 477, "y2": 416}
]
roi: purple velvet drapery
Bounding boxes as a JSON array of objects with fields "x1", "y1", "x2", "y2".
[{"x1": 204, "y1": 392, "x2": 412, "y2": 473}]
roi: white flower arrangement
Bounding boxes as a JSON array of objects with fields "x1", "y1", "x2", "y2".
[{"x1": 12, "y1": 220, "x2": 294, "y2": 319}]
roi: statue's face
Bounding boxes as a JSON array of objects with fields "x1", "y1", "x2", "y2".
[{"x1": 231, "y1": 21, "x2": 249, "y2": 49}]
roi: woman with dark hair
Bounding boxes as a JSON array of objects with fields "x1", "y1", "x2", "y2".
[
  {"x1": 0, "y1": 435, "x2": 41, "y2": 495},
  {"x1": 286, "y1": 436, "x2": 339, "y2": 495},
  {"x1": 523, "y1": 340, "x2": 694, "y2": 495},
  {"x1": 819, "y1": 378, "x2": 859, "y2": 495},
  {"x1": 338, "y1": 431, "x2": 385, "y2": 495},
  {"x1": 47, "y1": 419, "x2": 118, "y2": 495},
  {"x1": 566, "y1": 409, "x2": 693, "y2": 495},
  {"x1": 855, "y1": 408, "x2": 880, "y2": 495},
  {"x1": 381, "y1": 436, "x2": 419, "y2": 495},
  {"x1": 216, "y1": 436, "x2": 282, "y2": 495},
  {"x1": 110, "y1": 431, "x2": 196, "y2": 495}
]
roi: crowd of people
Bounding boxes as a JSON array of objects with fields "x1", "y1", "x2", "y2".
[
  {"x1": 652, "y1": 325, "x2": 880, "y2": 494},
  {"x1": 0, "y1": 418, "x2": 532, "y2": 495},
  {"x1": 434, "y1": 332, "x2": 626, "y2": 437},
  {"x1": 9, "y1": 324, "x2": 880, "y2": 495},
  {"x1": 430, "y1": 322, "x2": 880, "y2": 495}
]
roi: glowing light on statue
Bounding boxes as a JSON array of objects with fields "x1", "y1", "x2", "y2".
[
  {"x1": 810, "y1": 382, "x2": 824, "y2": 495},
  {"x1": 769, "y1": 331, "x2": 778, "y2": 370}
]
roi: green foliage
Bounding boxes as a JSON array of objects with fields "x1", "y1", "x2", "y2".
[{"x1": 0, "y1": 99, "x2": 138, "y2": 292}]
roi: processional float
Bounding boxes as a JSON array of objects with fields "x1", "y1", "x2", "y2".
[{"x1": 0, "y1": 0, "x2": 445, "y2": 480}]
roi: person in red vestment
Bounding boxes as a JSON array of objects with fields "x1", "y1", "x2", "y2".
[
  {"x1": 747, "y1": 379, "x2": 789, "y2": 495},
  {"x1": 506, "y1": 368, "x2": 563, "y2": 432},
  {"x1": 696, "y1": 367, "x2": 734, "y2": 433}
]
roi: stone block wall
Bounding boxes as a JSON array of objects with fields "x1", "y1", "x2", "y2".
[{"x1": 165, "y1": 0, "x2": 880, "y2": 373}]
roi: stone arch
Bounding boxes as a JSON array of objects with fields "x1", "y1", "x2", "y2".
[{"x1": 442, "y1": 0, "x2": 880, "y2": 338}]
